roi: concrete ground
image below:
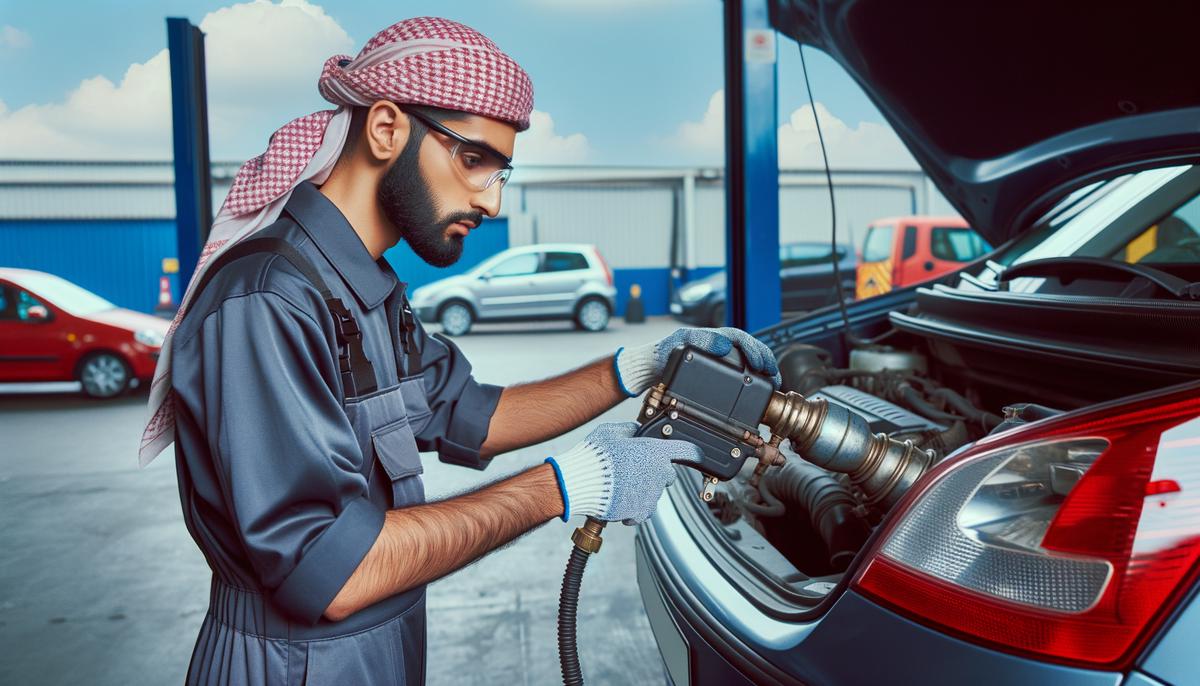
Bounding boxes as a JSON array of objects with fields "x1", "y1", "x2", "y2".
[{"x1": 0, "y1": 316, "x2": 680, "y2": 685}]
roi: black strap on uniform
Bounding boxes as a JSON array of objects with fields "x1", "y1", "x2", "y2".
[
  {"x1": 396, "y1": 285, "x2": 422, "y2": 377},
  {"x1": 187, "y1": 237, "x2": 378, "y2": 397}
]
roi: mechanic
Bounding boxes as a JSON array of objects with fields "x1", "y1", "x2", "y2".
[{"x1": 139, "y1": 17, "x2": 779, "y2": 686}]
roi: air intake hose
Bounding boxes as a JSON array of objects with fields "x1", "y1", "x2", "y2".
[{"x1": 760, "y1": 460, "x2": 870, "y2": 570}]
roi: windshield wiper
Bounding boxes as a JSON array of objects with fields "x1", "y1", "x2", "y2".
[{"x1": 999, "y1": 257, "x2": 1200, "y2": 300}]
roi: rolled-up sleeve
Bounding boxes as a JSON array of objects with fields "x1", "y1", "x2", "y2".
[
  {"x1": 409, "y1": 319, "x2": 503, "y2": 470},
  {"x1": 191, "y1": 289, "x2": 383, "y2": 624}
]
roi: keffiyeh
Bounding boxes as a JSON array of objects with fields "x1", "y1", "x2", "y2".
[{"x1": 139, "y1": 16, "x2": 533, "y2": 466}]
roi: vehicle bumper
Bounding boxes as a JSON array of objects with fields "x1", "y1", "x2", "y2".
[
  {"x1": 413, "y1": 305, "x2": 438, "y2": 322},
  {"x1": 669, "y1": 298, "x2": 715, "y2": 326},
  {"x1": 127, "y1": 345, "x2": 161, "y2": 379},
  {"x1": 635, "y1": 491, "x2": 1124, "y2": 686}
]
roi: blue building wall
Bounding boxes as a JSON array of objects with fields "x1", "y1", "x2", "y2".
[
  {"x1": 612, "y1": 265, "x2": 723, "y2": 316},
  {"x1": 0, "y1": 217, "x2": 512, "y2": 315},
  {"x1": 0, "y1": 217, "x2": 720, "y2": 318},
  {"x1": 0, "y1": 219, "x2": 178, "y2": 314},
  {"x1": 382, "y1": 218, "x2": 509, "y2": 290}
]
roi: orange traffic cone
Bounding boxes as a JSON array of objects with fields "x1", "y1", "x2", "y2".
[{"x1": 155, "y1": 276, "x2": 176, "y2": 317}]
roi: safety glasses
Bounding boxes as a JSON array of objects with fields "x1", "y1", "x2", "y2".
[{"x1": 401, "y1": 107, "x2": 513, "y2": 191}]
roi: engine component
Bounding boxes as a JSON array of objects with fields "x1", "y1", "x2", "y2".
[
  {"x1": 776, "y1": 343, "x2": 833, "y2": 394},
  {"x1": 759, "y1": 460, "x2": 870, "y2": 571},
  {"x1": 763, "y1": 392, "x2": 936, "y2": 509},
  {"x1": 849, "y1": 346, "x2": 927, "y2": 375},
  {"x1": 808, "y1": 384, "x2": 945, "y2": 436}
]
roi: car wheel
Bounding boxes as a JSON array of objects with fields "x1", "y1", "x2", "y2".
[
  {"x1": 78, "y1": 352, "x2": 131, "y2": 399},
  {"x1": 709, "y1": 303, "x2": 726, "y2": 327},
  {"x1": 575, "y1": 298, "x2": 611, "y2": 332},
  {"x1": 439, "y1": 302, "x2": 473, "y2": 336}
]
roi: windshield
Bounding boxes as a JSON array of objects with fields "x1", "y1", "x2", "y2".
[
  {"x1": 976, "y1": 164, "x2": 1200, "y2": 293},
  {"x1": 862, "y1": 225, "x2": 895, "y2": 262},
  {"x1": 13, "y1": 273, "x2": 116, "y2": 315}
]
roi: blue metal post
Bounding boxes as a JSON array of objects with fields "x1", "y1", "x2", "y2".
[
  {"x1": 724, "y1": 0, "x2": 781, "y2": 332},
  {"x1": 166, "y1": 18, "x2": 213, "y2": 289}
]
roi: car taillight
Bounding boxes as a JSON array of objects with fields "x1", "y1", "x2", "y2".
[
  {"x1": 853, "y1": 385, "x2": 1200, "y2": 670},
  {"x1": 593, "y1": 248, "x2": 613, "y2": 286}
]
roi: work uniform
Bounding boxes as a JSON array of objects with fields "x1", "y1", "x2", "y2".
[{"x1": 171, "y1": 181, "x2": 502, "y2": 685}]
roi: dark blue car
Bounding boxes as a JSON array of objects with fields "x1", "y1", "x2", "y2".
[
  {"x1": 670, "y1": 243, "x2": 856, "y2": 327},
  {"x1": 636, "y1": 2, "x2": 1200, "y2": 684}
]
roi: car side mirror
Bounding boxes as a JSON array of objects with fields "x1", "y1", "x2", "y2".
[{"x1": 25, "y1": 305, "x2": 51, "y2": 322}]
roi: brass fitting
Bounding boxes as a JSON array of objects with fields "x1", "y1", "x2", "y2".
[{"x1": 571, "y1": 518, "x2": 606, "y2": 554}]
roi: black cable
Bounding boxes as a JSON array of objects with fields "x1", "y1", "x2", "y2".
[
  {"x1": 558, "y1": 545, "x2": 591, "y2": 686},
  {"x1": 798, "y1": 45, "x2": 895, "y2": 348}
]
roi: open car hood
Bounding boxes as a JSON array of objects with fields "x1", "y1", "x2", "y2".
[{"x1": 769, "y1": 0, "x2": 1200, "y2": 246}]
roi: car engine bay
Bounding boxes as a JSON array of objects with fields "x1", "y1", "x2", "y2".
[{"x1": 697, "y1": 337, "x2": 1068, "y2": 591}]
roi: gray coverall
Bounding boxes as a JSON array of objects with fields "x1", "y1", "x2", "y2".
[{"x1": 171, "y1": 181, "x2": 503, "y2": 685}]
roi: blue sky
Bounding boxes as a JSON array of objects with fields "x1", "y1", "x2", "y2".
[{"x1": 0, "y1": 0, "x2": 913, "y2": 168}]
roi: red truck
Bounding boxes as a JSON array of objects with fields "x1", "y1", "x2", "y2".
[{"x1": 856, "y1": 216, "x2": 992, "y2": 299}]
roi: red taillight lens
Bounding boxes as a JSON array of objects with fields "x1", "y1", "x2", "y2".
[
  {"x1": 853, "y1": 385, "x2": 1200, "y2": 669},
  {"x1": 593, "y1": 248, "x2": 613, "y2": 286}
]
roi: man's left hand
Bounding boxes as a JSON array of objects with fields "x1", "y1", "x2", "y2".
[{"x1": 614, "y1": 327, "x2": 781, "y2": 397}]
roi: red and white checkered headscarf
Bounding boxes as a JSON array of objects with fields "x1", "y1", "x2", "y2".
[{"x1": 140, "y1": 17, "x2": 534, "y2": 466}]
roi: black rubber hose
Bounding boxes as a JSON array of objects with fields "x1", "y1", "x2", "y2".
[
  {"x1": 742, "y1": 478, "x2": 786, "y2": 517},
  {"x1": 558, "y1": 545, "x2": 591, "y2": 686},
  {"x1": 764, "y1": 460, "x2": 871, "y2": 571},
  {"x1": 929, "y1": 388, "x2": 1003, "y2": 430},
  {"x1": 897, "y1": 383, "x2": 963, "y2": 425}
]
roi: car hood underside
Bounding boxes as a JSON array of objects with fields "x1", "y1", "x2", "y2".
[{"x1": 769, "y1": 0, "x2": 1200, "y2": 246}]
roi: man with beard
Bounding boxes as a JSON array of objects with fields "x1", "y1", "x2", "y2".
[{"x1": 145, "y1": 17, "x2": 779, "y2": 686}]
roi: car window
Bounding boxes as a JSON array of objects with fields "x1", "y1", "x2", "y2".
[
  {"x1": 542, "y1": 251, "x2": 589, "y2": 272},
  {"x1": 862, "y1": 225, "x2": 895, "y2": 262},
  {"x1": 931, "y1": 228, "x2": 990, "y2": 262},
  {"x1": 489, "y1": 253, "x2": 540, "y2": 277},
  {"x1": 9, "y1": 272, "x2": 114, "y2": 315},
  {"x1": 1, "y1": 287, "x2": 47, "y2": 322},
  {"x1": 974, "y1": 164, "x2": 1197, "y2": 293},
  {"x1": 0, "y1": 285, "x2": 16, "y2": 321},
  {"x1": 901, "y1": 226, "x2": 918, "y2": 260},
  {"x1": 1116, "y1": 192, "x2": 1200, "y2": 264},
  {"x1": 781, "y1": 244, "x2": 837, "y2": 268}
]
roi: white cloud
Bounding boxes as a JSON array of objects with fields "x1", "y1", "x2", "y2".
[
  {"x1": 664, "y1": 89, "x2": 918, "y2": 170},
  {"x1": 0, "y1": 0, "x2": 352, "y2": 160},
  {"x1": 668, "y1": 89, "x2": 725, "y2": 155},
  {"x1": 0, "y1": 25, "x2": 32, "y2": 51},
  {"x1": 513, "y1": 110, "x2": 591, "y2": 164},
  {"x1": 778, "y1": 102, "x2": 917, "y2": 170}
]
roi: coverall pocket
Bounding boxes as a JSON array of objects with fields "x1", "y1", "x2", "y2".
[{"x1": 372, "y1": 418, "x2": 424, "y2": 480}]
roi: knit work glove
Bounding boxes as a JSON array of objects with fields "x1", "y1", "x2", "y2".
[
  {"x1": 614, "y1": 327, "x2": 782, "y2": 397},
  {"x1": 545, "y1": 422, "x2": 703, "y2": 524}
]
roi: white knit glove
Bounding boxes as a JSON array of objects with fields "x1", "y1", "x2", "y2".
[
  {"x1": 614, "y1": 327, "x2": 782, "y2": 397},
  {"x1": 545, "y1": 422, "x2": 703, "y2": 524}
]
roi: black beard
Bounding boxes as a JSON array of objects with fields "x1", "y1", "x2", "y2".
[{"x1": 377, "y1": 131, "x2": 483, "y2": 268}]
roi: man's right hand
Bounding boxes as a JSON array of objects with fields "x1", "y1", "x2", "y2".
[{"x1": 545, "y1": 422, "x2": 703, "y2": 525}]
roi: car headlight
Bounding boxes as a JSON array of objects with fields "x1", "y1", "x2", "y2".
[
  {"x1": 678, "y1": 283, "x2": 713, "y2": 303},
  {"x1": 134, "y1": 329, "x2": 165, "y2": 348}
]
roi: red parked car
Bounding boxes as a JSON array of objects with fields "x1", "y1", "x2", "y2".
[{"x1": 0, "y1": 268, "x2": 168, "y2": 398}]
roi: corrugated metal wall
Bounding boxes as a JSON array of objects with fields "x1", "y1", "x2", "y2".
[
  {"x1": 516, "y1": 184, "x2": 676, "y2": 268},
  {"x1": 0, "y1": 219, "x2": 178, "y2": 313},
  {"x1": 0, "y1": 162, "x2": 956, "y2": 319}
]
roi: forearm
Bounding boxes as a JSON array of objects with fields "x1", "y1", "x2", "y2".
[
  {"x1": 325, "y1": 463, "x2": 563, "y2": 621},
  {"x1": 480, "y1": 355, "x2": 626, "y2": 458}
]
